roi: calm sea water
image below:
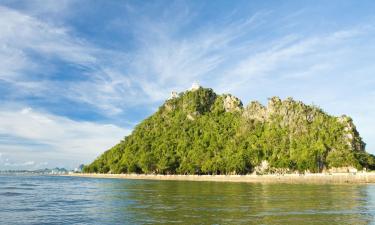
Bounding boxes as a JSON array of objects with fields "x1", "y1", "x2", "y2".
[{"x1": 0, "y1": 175, "x2": 375, "y2": 225}]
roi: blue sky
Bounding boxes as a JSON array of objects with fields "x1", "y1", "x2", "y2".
[{"x1": 0, "y1": 0, "x2": 375, "y2": 170}]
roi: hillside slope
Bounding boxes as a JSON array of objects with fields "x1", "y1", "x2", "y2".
[{"x1": 83, "y1": 86, "x2": 375, "y2": 174}]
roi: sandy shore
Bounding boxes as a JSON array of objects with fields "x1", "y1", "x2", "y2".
[{"x1": 64, "y1": 172, "x2": 375, "y2": 184}]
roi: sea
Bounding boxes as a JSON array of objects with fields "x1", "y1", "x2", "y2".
[{"x1": 0, "y1": 175, "x2": 374, "y2": 225}]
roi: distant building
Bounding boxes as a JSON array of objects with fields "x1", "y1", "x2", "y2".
[
  {"x1": 74, "y1": 164, "x2": 85, "y2": 172},
  {"x1": 169, "y1": 91, "x2": 178, "y2": 99},
  {"x1": 190, "y1": 82, "x2": 200, "y2": 91}
]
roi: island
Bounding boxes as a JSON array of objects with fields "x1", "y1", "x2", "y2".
[{"x1": 77, "y1": 85, "x2": 375, "y2": 183}]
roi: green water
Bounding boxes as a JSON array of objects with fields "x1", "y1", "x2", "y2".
[
  {"x1": 120, "y1": 180, "x2": 375, "y2": 224},
  {"x1": 1, "y1": 175, "x2": 374, "y2": 224}
]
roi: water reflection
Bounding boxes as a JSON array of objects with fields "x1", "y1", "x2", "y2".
[
  {"x1": 99, "y1": 180, "x2": 375, "y2": 224},
  {"x1": 0, "y1": 175, "x2": 374, "y2": 224}
]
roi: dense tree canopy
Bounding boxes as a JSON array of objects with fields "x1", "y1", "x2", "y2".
[{"x1": 83, "y1": 87, "x2": 375, "y2": 174}]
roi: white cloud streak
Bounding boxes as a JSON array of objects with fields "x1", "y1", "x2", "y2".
[
  {"x1": 0, "y1": 6, "x2": 96, "y2": 75},
  {"x1": 0, "y1": 6, "x2": 123, "y2": 113},
  {"x1": 1, "y1": 1, "x2": 375, "y2": 169},
  {"x1": 0, "y1": 107, "x2": 129, "y2": 169}
]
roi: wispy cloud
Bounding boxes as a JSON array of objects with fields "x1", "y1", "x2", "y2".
[
  {"x1": 2, "y1": 2, "x2": 375, "y2": 115},
  {"x1": 0, "y1": 151, "x2": 49, "y2": 170},
  {"x1": 218, "y1": 30, "x2": 360, "y2": 92},
  {"x1": 0, "y1": 5, "x2": 126, "y2": 114},
  {"x1": 117, "y1": 10, "x2": 272, "y2": 102},
  {"x1": 0, "y1": 6, "x2": 96, "y2": 75},
  {"x1": 1, "y1": 1, "x2": 375, "y2": 170},
  {"x1": 0, "y1": 4, "x2": 271, "y2": 114},
  {"x1": 0, "y1": 106, "x2": 129, "y2": 169}
]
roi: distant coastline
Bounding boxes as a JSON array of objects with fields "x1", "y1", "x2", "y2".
[{"x1": 64, "y1": 172, "x2": 375, "y2": 184}]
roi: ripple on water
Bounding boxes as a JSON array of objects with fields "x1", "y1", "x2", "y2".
[
  {"x1": 0, "y1": 192, "x2": 24, "y2": 197},
  {"x1": 20, "y1": 183, "x2": 39, "y2": 187},
  {"x1": 0, "y1": 186, "x2": 34, "y2": 191},
  {"x1": 0, "y1": 175, "x2": 374, "y2": 225}
]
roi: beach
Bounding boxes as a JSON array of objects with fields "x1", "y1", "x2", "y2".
[{"x1": 65, "y1": 172, "x2": 375, "y2": 184}]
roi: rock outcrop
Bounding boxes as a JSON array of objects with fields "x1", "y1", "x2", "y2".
[{"x1": 223, "y1": 94, "x2": 243, "y2": 112}]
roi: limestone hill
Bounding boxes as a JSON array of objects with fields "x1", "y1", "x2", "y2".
[{"x1": 84, "y1": 86, "x2": 374, "y2": 174}]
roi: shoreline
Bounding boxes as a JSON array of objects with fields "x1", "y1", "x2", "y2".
[{"x1": 64, "y1": 172, "x2": 375, "y2": 184}]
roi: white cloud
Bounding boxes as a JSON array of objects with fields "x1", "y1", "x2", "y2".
[
  {"x1": 1, "y1": 158, "x2": 49, "y2": 170},
  {"x1": 1, "y1": 1, "x2": 375, "y2": 169},
  {"x1": 0, "y1": 5, "x2": 276, "y2": 114},
  {"x1": 10, "y1": 0, "x2": 75, "y2": 18},
  {"x1": 0, "y1": 6, "x2": 94, "y2": 59},
  {"x1": 0, "y1": 107, "x2": 130, "y2": 169},
  {"x1": 0, "y1": 6, "x2": 119, "y2": 113},
  {"x1": 215, "y1": 27, "x2": 369, "y2": 94},
  {"x1": 0, "y1": 5, "x2": 162, "y2": 114},
  {"x1": 4, "y1": 161, "x2": 35, "y2": 167},
  {"x1": 120, "y1": 11, "x2": 270, "y2": 102}
]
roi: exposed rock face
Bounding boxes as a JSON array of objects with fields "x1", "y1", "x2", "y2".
[
  {"x1": 253, "y1": 160, "x2": 269, "y2": 174},
  {"x1": 242, "y1": 97, "x2": 366, "y2": 154},
  {"x1": 338, "y1": 115, "x2": 366, "y2": 151},
  {"x1": 267, "y1": 96, "x2": 282, "y2": 115},
  {"x1": 186, "y1": 111, "x2": 199, "y2": 121},
  {"x1": 187, "y1": 114, "x2": 195, "y2": 121},
  {"x1": 164, "y1": 102, "x2": 174, "y2": 112},
  {"x1": 223, "y1": 94, "x2": 243, "y2": 112},
  {"x1": 243, "y1": 101, "x2": 267, "y2": 122},
  {"x1": 243, "y1": 97, "x2": 317, "y2": 125}
]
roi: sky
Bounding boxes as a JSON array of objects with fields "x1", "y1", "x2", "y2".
[{"x1": 0, "y1": 0, "x2": 375, "y2": 170}]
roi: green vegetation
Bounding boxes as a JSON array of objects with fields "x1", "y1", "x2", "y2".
[{"x1": 84, "y1": 87, "x2": 375, "y2": 174}]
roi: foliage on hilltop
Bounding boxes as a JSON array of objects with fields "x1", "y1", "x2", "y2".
[{"x1": 83, "y1": 87, "x2": 375, "y2": 174}]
